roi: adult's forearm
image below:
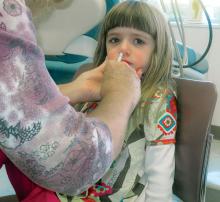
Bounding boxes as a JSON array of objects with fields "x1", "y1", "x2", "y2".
[
  {"x1": 0, "y1": 0, "x2": 112, "y2": 195},
  {"x1": 58, "y1": 82, "x2": 83, "y2": 105},
  {"x1": 88, "y1": 93, "x2": 133, "y2": 159}
]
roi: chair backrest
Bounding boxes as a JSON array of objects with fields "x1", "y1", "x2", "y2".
[{"x1": 173, "y1": 78, "x2": 217, "y2": 202}]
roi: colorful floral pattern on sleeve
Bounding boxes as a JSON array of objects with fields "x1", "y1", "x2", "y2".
[
  {"x1": 144, "y1": 87, "x2": 177, "y2": 146},
  {"x1": 0, "y1": 0, "x2": 112, "y2": 195}
]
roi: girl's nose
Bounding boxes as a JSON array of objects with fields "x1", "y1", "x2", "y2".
[{"x1": 119, "y1": 40, "x2": 130, "y2": 56}]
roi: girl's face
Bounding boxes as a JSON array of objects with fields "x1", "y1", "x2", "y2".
[{"x1": 106, "y1": 27, "x2": 155, "y2": 77}]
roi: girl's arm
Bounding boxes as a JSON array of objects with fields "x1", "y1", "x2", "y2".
[
  {"x1": 143, "y1": 90, "x2": 177, "y2": 202},
  {"x1": 144, "y1": 144, "x2": 175, "y2": 202}
]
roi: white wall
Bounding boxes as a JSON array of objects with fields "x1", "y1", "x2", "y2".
[{"x1": 172, "y1": 26, "x2": 220, "y2": 126}]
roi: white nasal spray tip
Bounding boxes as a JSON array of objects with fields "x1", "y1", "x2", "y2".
[{"x1": 117, "y1": 52, "x2": 123, "y2": 62}]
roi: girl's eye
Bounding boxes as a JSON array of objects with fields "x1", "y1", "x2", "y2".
[
  {"x1": 134, "y1": 38, "x2": 145, "y2": 45},
  {"x1": 108, "y1": 37, "x2": 120, "y2": 44}
]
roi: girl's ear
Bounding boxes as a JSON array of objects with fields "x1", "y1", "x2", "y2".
[{"x1": 136, "y1": 68, "x2": 143, "y2": 79}]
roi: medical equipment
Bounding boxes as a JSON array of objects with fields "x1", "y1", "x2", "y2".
[{"x1": 158, "y1": 0, "x2": 213, "y2": 79}]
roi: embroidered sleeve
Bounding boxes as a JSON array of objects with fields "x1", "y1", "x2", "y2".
[
  {"x1": 0, "y1": 0, "x2": 112, "y2": 195},
  {"x1": 144, "y1": 88, "x2": 177, "y2": 145},
  {"x1": 143, "y1": 87, "x2": 177, "y2": 202}
]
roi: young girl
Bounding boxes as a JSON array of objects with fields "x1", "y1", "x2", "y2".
[
  {"x1": 58, "y1": 1, "x2": 177, "y2": 201},
  {"x1": 1, "y1": 1, "x2": 177, "y2": 202}
]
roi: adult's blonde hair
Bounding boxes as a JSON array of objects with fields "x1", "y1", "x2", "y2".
[
  {"x1": 94, "y1": 1, "x2": 173, "y2": 124},
  {"x1": 25, "y1": 0, "x2": 68, "y2": 22}
]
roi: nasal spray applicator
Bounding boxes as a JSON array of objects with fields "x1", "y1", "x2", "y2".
[{"x1": 117, "y1": 52, "x2": 123, "y2": 62}]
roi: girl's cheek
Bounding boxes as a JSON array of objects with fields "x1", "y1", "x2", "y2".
[
  {"x1": 107, "y1": 51, "x2": 117, "y2": 60},
  {"x1": 135, "y1": 52, "x2": 145, "y2": 67}
]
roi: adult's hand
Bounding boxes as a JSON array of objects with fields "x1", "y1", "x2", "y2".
[
  {"x1": 101, "y1": 59, "x2": 141, "y2": 112},
  {"x1": 59, "y1": 61, "x2": 105, "y2": 104},
  {"x1": 88, "y1": 60, "x2": 141, "y2": 159}
]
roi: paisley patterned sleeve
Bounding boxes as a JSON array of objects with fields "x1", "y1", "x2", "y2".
[
  {"x1": 143, "y1": 87, "x2": 177, "y2": 202},
  {"x1": 0, "y1": 0, "x2": 112, "y2": 195},
  {"x1": 144, "y1": 88, "x2": 177, "y2": 145}
]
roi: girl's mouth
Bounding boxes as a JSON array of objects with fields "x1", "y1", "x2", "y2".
[{"x1": 122, "y1": 59, "x2": 132, "y2": 66}]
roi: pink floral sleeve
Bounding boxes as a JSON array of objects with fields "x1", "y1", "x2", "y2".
[{"x1": 0, "y1": 0, "x2": 112, "y2": 195}]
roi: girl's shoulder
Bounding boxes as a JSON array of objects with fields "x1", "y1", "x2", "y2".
[
  {"x1": 150, "y1": 82, "x2": 177, "y2": 103},
  {"x1": 141, "y1": 82, "x2": 176, "y2": 115}
]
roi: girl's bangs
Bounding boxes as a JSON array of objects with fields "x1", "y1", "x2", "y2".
[{"x1": 104, "y1": 3, "x2": 157, "y2": 39}]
